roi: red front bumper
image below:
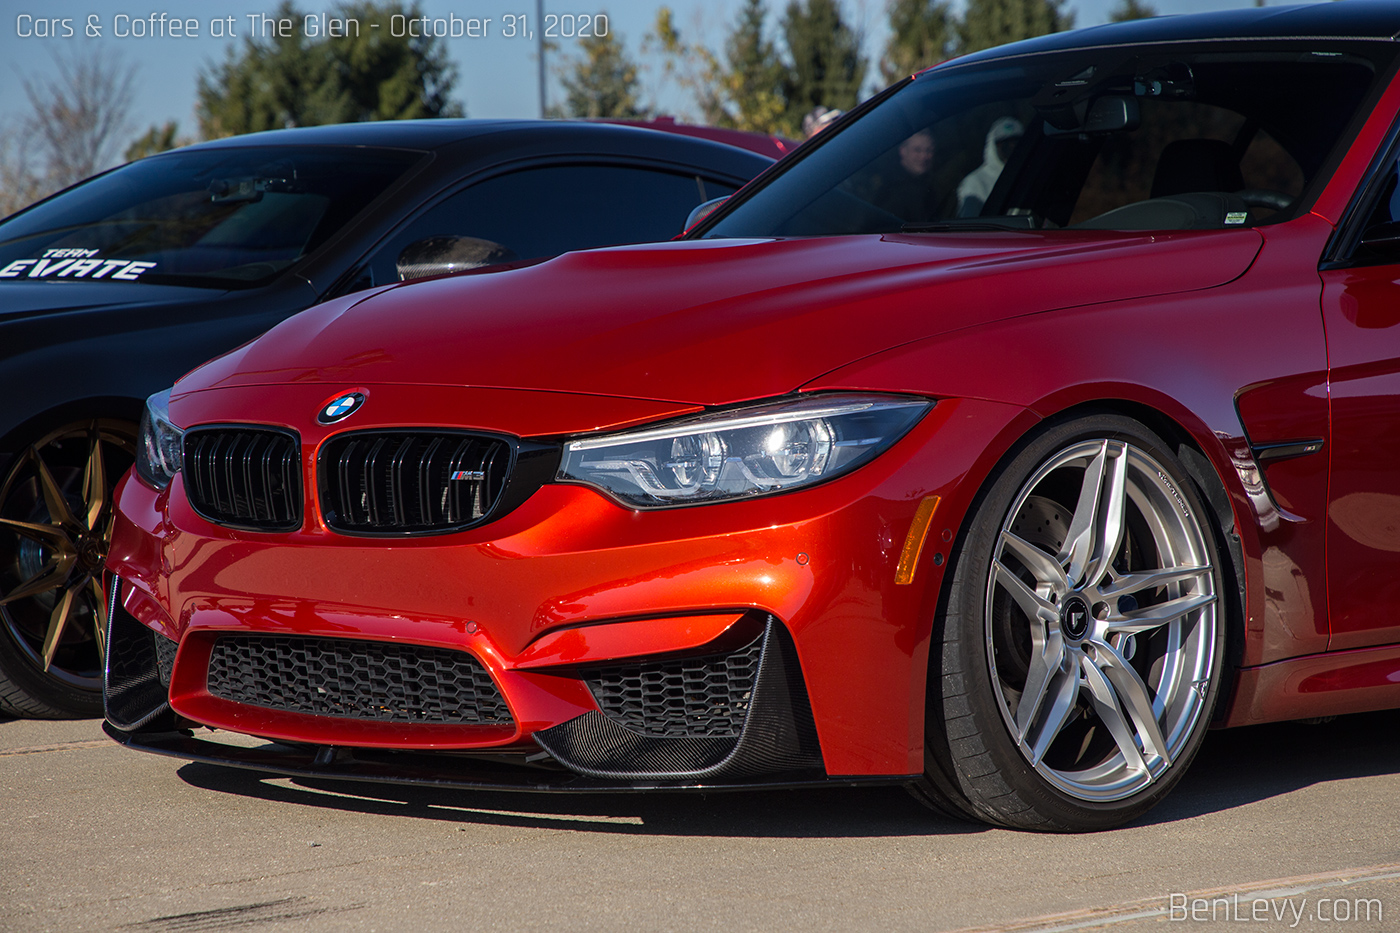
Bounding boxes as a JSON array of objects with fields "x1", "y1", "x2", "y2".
[{"x1": 107, "y1": 382, "x2": 1032, "y2": 778}]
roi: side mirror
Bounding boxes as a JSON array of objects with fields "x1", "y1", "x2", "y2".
[
  {"x1": 683, "y1": 197, "x2": 729, "y2": 233},
  {"x1": 397, "y1": 236, "x2": 518, "y2": 282}
]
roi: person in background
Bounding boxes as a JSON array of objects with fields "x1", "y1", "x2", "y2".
[
  {"x1": 957, "y1": 117, "x2": 1025, "y2": 217},
  {"x1": 872, "y1": 129, "x2": 941, "y2": 222},
  {"x1": 803, "y1": 106, "x2": 843, "y2": 139}
]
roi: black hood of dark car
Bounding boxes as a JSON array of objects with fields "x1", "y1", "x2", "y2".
[{"x1": 0, "y1": 281, "x2": 230, "y2": 318}]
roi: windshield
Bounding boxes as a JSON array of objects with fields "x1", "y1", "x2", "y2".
[
  {"x1": 705, "y1": 43, "x2": 1387, "y2": 238},
  {"x1": 0, "y1": 145, "x2": 423, "y2": 289}
]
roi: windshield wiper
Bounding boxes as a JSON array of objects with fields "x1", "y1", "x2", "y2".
[{"x1": 901, "y1": 218, "x2": 1037, "y2": 233}]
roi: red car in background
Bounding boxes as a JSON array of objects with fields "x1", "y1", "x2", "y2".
[
  {"x1": 104, "y1": 3, "x2": 1400, "y2": 831},
  {"x1": 597, "y1": 116, "x2": 799, "y2": 160}
]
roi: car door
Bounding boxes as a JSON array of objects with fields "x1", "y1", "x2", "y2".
[
  {"x1": 1321, "y1": 140, "x2": 1400, "y2": 651},
  {"x1": 343, "y1": 163, "x2": 740, "y2": 291}
]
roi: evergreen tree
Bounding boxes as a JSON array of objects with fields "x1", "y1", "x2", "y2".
[
  {"x1": 651, "y1": 0, "x2": 866, "y2": 137},
  {"x1": 958, "y1": 0, "x2": 1073, "y2": 56},
  {"x1": 882, "y1": 0, "x2": 955, "y2": 84},
  {"x1": 125, "y1": 121, "x2": 186, "y2": 161},
  {"x1": 649, "y1": 2, "x2": 787, "y2": 135},
  {"x1": 197, "y1": 1, "x2": 460, "y2": 139},
  {"x1": 552, "y1": 27, "x2": 649, "y2": 118},
  {"x1": 1108, "y1": 0, "x2": 1157, "y2": 21},
  {"x1": 780, "y1": 0, "x2": 867, "y2": 134},
  {"x1": 326, "y1": 1, "x2": 461, "y2": 121},
  {"x1": 713, "y1": 0, "x2": 788, "y2": 133}
]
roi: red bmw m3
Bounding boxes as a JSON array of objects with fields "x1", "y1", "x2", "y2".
[{"x1": 103, "y1": 3, "x2": 1400, "y2": 831}]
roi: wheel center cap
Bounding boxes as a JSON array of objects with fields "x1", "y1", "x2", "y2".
[
  {"x1": 79, "y1": 538, "x2": 105, "y2": 571},
  {"x1": 1061, "y1": 595, "x2": 1091, "y2": 640}
]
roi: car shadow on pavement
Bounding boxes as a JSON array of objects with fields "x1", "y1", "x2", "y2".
[
  {"x1": 175, "y1": 763, "x2": 984, "y2": 837},
  {"x1": 174, "y1": 707, "x2": 1400, "y2": 837},
  {"x1": 1133, "y1": 708, "x2": 1400, "y2": 827}
]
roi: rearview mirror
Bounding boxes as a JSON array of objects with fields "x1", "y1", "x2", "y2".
[{"x1": 1042, "y1": 96, "x2": 1141, "y2": 137}]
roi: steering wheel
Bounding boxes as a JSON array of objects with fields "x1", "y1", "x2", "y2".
[{"x1": 1238, "y1": 189, "x2": 1294, "y2": 211}]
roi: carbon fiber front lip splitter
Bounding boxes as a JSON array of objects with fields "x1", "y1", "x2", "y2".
[{"x1": 102, "y1": 722, "x2": 915, "y2": 794}]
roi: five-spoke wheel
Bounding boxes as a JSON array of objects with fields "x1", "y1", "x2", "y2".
[
  {"x1": 922, "y1": 415, "x2": 1225, "y2": 831},
  {"x1": 0, "y1": 419, "x2": 136, "y2": 718}
]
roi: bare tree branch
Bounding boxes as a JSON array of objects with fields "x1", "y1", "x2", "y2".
[
  {"x1": 20, "y1": 47, "x2": 137, "y2": 191},
  {"x1": 0, "y1": 135, "x2": 46, "y2": 219}
]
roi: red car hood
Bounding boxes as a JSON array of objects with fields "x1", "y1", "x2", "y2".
[{"x1": 187, "y1": 231, "x2": 1261, "y2": 406}]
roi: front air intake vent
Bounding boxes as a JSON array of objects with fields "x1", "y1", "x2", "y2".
[
  {"x1": 319, "y1": 431, "x2": 512, "y2": 535},
  {"x1": 582, "y1": 633, "x2": 764, "y2": 738},
  {"x1": 206, "y1": 634, "x2": 512, "y2": 725},
  {"x1": 183, "y1": 427, "x2": 302, "y2": 532},
  {"x1": 534, "y1": 617, "x2": 825, "y2": 781}
]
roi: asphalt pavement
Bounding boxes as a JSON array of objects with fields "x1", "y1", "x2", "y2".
[{"x1": 3, "y1": 710, "x2": 1399, "y2": 932}]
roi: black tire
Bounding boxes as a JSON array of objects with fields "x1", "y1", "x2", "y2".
[
  {"x1": 0, "y1": 419, "x2": 137, "y2": 718},
  {"x1": 922, "y1": 414, "x2": 1226, "y2": 831}
]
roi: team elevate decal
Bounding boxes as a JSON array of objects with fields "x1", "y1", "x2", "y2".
[{"x1": 0, "y1": 249, "x2": 158, "y2": 281}]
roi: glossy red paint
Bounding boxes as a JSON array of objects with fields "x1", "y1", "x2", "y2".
[
  {"x1": 197, "y1": 232, "x2": 1262, "y2": 407},
  {"x1": 103, "y1": 15, "x2": 1400, "y2": 813},
  {"x1": 1320, "y1": 263, "x2": 1400, "y2": 652},
  {"x1": 513, "y1": 613, "x2": 748, "y2": 669},
  {"x1": 1224, "y1": 643, "x2": 1400, "y2": 726},
  {"x1": 810, "y1": 213, "x2": 1339, "y2": 671}
]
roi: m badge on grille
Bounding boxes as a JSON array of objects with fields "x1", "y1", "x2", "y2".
[
  {"x1": 318, "y1": 392, "x2": 365, "y2": 424},
  {"x1": 451, "y1": 470, "x2": 485, "y2": 481}
]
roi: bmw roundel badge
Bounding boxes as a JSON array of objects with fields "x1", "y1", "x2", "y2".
[{"x1": 318, "y1": 392, "x2": 365, "y2": 424}]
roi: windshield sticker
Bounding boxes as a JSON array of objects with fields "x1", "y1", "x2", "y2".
[{"x1": 0, "y1": 250, "x2": 158, "y2": 281}]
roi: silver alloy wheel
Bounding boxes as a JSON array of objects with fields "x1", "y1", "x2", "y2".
[{"x1": 985, "y1": 438, "x2": 1217, "y2": 802}]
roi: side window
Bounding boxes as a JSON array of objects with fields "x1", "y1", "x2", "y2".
[{"x1": 360, "y1": 165, "x2": 731, "y2": 288}]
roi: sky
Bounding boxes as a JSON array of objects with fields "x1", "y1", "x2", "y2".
[{"x1": 0, "y1": 0, "x2": 1271, "y2": 146}]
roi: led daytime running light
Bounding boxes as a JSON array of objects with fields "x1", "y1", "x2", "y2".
[{"x1": 558, "y1": 394, "x2": 930, "y2": 509}]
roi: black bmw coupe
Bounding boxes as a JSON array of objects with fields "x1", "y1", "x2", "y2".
[{"x1": 0, "y1": 119, "x2": 773, "y2": 718}]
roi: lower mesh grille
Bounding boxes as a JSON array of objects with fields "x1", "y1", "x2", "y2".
[
  {"x1": 153, "y1": 631, "x2": 177, "y2": 687},
  {"x1": 581, "y1": 632, "x2": 764, "y2": 738},
  {"x1": 206, "y1": 635, "x2": 511, "y2": 725}
]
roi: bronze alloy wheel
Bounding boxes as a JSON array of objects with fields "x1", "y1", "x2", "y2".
[{"x1": 0, "y1": 419, "x2": 137, "y2": 718}]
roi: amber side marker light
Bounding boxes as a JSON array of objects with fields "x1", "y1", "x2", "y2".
[{"x1": 895, "y1": 495, "x2": 941, "y2": 585}]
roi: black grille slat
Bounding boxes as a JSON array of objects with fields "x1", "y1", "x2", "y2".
[
  {"x1": 320, "y1": 431, "x2": 512, "y2": 535},
  {"x1": 206, "y1": 634, "x2": 512, "y2": 725},
  {"x1": 446, "y1": 438, "x2": 472, "y2": 525},
  {"x1": 582, "y1": 634, "x2": 765, "y2": 738},
  {"x1": 390, "y1": 436, "x2": 412, "y2": 526},
  {"x1": 183, "y1": 428, "x2": 302, "y2": 532},
  {"x1": 336, "y1": 439, "x2": 358, "y2": 526},
  {"x1": 363, "y1": 436, "x2": 387, "y2": 526},
  {"x1": 221, "y1": 433, "x2": 242, "y2": 516},
  {"x1": 419, "y1": 436, "x2": 443, "y2": 525}
]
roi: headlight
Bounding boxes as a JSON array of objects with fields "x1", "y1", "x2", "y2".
[
  {"x1": 136, "y1": 388, "x2": 183, "y2": 489},
  {"x1": 558, "y1": 394, "x2": 931, "y2": 508}
]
